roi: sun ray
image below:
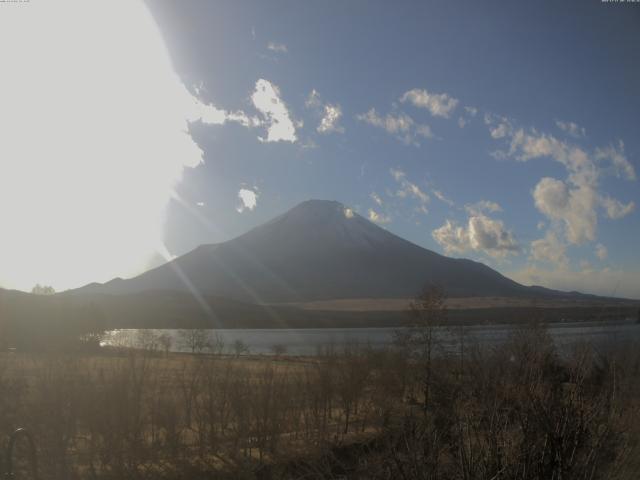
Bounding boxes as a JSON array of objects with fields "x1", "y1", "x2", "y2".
[{"x1": 0, "y1": 1, "x2": 210, "y2": 291}]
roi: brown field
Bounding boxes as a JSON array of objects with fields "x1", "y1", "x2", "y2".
[
  {"x1": 2, "y1": 322, "x2": 640, "y2": 479},
  {"x1": 277, "y1": 296, "x2": 640, "y2": 312}
]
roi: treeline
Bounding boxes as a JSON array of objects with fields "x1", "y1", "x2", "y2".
[
  {"x1": 4, "y1": 287, "x2": 638, "y2": 337},
  {"x1": 0, "y1": 291, "x2": 105, "y2": 351},
  {"x1": 0, "y1": 324, "x2": 639, "y2": 479},
  {"x1": 0, "y1": 344, "x2": 407, "y2": 479}
]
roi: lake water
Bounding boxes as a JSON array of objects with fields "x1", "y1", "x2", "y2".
[{"x1": 102, "y1": 319, "x2": 640, "y2": 356}]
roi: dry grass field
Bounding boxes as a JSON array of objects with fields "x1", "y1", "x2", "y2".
[
  {"x1": 1, "y1": 321, "x2": 640, "y2": 479},
  {"x1": 280, "y1": 296, "x2": 640, "y2": 312}
]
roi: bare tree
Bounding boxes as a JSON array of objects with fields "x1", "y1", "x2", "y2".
[
  {"x1": 158, "y1": 332, "x2": 173, "y2": 356},
  {"x1": 395, "y1": 285, "x2": 447, "y2": 412},
  {"x1": 136, "y1": 329, "x2": 160, "y2": 352},
  {"x1": 179, "y1": 329, "x2": 210, "y2": 354},
  {"x1": 207, "y1": 331, "x2": 226, "y2": 355},
  {"x1": 232, "y1": 339, "x2": 249, "y2": 357},
  {"x1": 270, "y1": 344, "x2": 287, "y2": 358},
  {"x1": 31, "y1": 284, "x2": 56, "y2": 295}
]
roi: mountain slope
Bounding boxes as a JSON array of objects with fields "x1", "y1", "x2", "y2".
[{"x1": 75, "y1": 200, "x2": 539, "y2": 302}]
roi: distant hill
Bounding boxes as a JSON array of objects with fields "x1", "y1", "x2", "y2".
[
  {"x1": 2, "y1": 196, "x2": 638, "y2": 334},
  {"x1": 3, "y1": 286, "x2": 633, "y2": 333},
  {"x1": 74, "y1": 200, "x2": 610, "y2": 303}
]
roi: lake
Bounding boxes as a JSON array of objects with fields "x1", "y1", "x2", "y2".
[{"x1": 102, "y1": 319, "x2": 640, "y2": 356}]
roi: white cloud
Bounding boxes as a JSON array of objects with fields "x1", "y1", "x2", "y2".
[
  {"x1": 531, "y1": 179, "x2": 633, "y2": 246},
  {"x1": 530, "y1": 230, "x2": 568, "y2": 266},
  {"x1": 404, "y1": 183, "x2": 429, "y2": 204},
  {"x1": 343, "y1": 207, "x2": 355, "y2": 219},
  {"x1": 433, "y1": 190, "x2": 455, "y2": 207},
  {"x1": 600, "y1": 195, "x2": 635, "y2": 219},
  {"x1": 196, "y1": 202, "x2": 205, "y2": 207},
  {"x1": 484, "y1": 116, "x2": 636, "y2": 249},
  {"x1": 370, "y1": 192, "x2": 383, "y2": 206},
  {"x1": 368, "y1": 208, "x2": 391, "y2": 224},
  {"x1": 555, "y1": 120, "x2": 585, "y2": 138},
  {"x1": 509, "y1": 266, "x2": 640, "y2": 300},
  {"x1": 432, "y1": 220, "x2": 469, "y2": 255},
  {"x1": 483, "y1": 114, "x2": 515, "y2": 141},
  {"x1": 267, "y1": 41, "x2": 287, "y2": 53},
  {"x1": 390, "y1": 168, "x2": 405, "y2": 182},
  {"x1": 489, "y1": 150, "x2": 508, "y2": 161},
  {"x1": 305, "y1": 89, "x2": 322, "y2": 109},
  {"x1": 433, "y1": 214, "x2": 519, "y2": 259},
  {"x1": 194, "y1": 101, "x2": 256, "y2": 128},
  {"x1": 300, "y1": 139, "x2": 318, "y2": 150},
  {"x1": 415, "y1": 124, "x2": 436, "y2": 139},
  {"x1": 356, "y1": 108, "x2": 434, "y2": 145},
  {"x1": 508, "y1": 131, "x2": 601, "y2": 189},
  {"x1": 467, "y1": 215, "x2": 519, "y2": 257},
  {"x1": 491, "y1": 123, "x2": 511, "y2": 140},
  {"x1": 389, "y1": 168, "x2": 429, "y2": 207},
  {"x1": 400, "y1": 88, "x2": 459, "y2": 118},
  {"x1": 465, "y1": 200, "x2": 502, "y2": 215},
  {"x1": 595, "y1": 243, "x2": 608, "y2": 260},
  {"x1": 458, "y1": 106, "x2": 478, "y2": 128},
  {"x1": 251, "y1": 79, "x2": 297, "y2": 143},
  {"x1": 188, "y1": 82, "x2": 259, "y2": 129},
  {"x1": 465, "y1": 106, "x2": 478, "y2": 117},
  {"x1": 305, "y1": 89, "x2": 344, "y2": 134},
  {"x1": 595, "y1": 140, "x2": 637, "y2": 181},
  {"x1": 358, "y1": 109, "x2": 411, "y2": 133},
  {"x1": 533, "y1": 177, "x2": 598, "y2": 245},
  {"x1": 487, "y1": 120, "x2": 636, "y2": 188},
  {"x1": 236, "y1": 188, "x2": 258, "y2": 213},
  {"x1": 318, "y1": 104, "x2": 344, "y2": 134},
  {"x1": 579, "y1": 260, "x2": 593, "y2": 271}
]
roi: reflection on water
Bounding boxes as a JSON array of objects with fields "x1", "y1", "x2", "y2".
[{"x1": 101, "y1": 319, "x2": 640, "y2": 356}]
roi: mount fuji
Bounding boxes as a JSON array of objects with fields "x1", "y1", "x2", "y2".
[{"x1": 76, "y1": 199, "x2": 542, "y2": 302}]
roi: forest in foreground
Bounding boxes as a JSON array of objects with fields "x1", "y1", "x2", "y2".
[{"x1": 1, "y1": 320, "x2": 640, "y2": 480}]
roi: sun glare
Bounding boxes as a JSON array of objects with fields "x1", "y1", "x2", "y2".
[{"x1": 0, "y1": 1, "x2": 207, "y2": 291}]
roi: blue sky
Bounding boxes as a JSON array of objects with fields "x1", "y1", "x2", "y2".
[
  {"x1": 0, "y1": 1, "x2": 638, "y2": 297},
  {"x1": 147, "y1": 0, "x2": 640, "y2": 298}
]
